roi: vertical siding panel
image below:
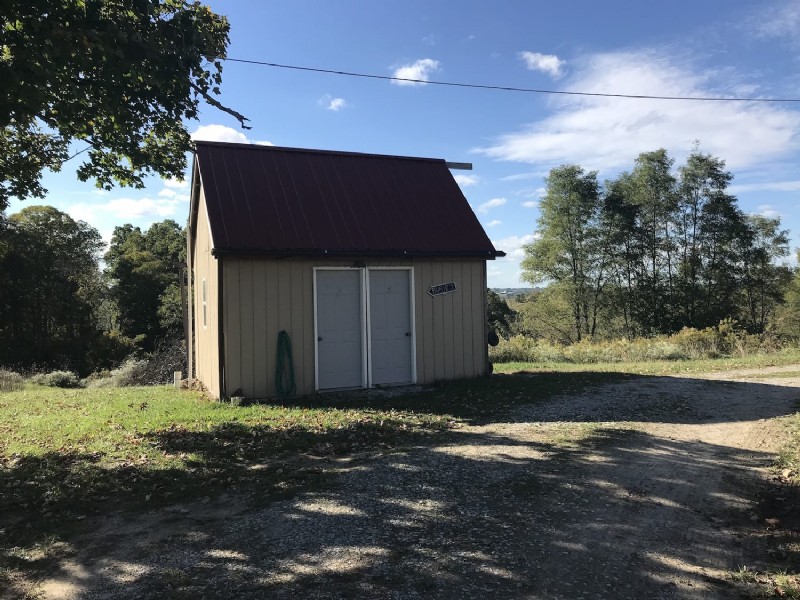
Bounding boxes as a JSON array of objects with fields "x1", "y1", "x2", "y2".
[
  {"x1": 432, "y1": 261, "x2": 445, "y2": 381},
  {"x1": 209, "y1": 255, "x2": 218, "y2": 397},
  {"x1": 421, "y1": 261, "x2": 435, "y2": 383},
  {"x1": 440, "y1": 261, "x2": 455, "y2": 380},
  {"x1": 225, "y1": 260, "x2": 242, "y2": 397},
  {"x1": 460, "y1": 261, "x2": 474, "y2": 377},
  {"x1": 451, "y1": 261, "x2": 465, "y2": 378},
  {"x1": 277, "y1": 261, "x2": 292, "y2": 393},
  {"x1": 252, "y1": 261, "x2": 268, "y2": 398},
  {"x1": 265, "y1": 261, "x2": 279, "y2": 397},
  {"x1": 302, "y1": 261, "x2": 315, "y2": 394},
  {"x1": 289, "y1": 261, "x2": 305, "y2": 393},
  {"x1": 240, "y1": 260, "x2": 254, "y2": 397}
]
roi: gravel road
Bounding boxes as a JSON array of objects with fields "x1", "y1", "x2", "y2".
[{"x1": 37, "y1": 366, "x2": 800, "y2": 599}]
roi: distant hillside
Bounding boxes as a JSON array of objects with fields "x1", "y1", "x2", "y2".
[{"x1": 491, "y1": 287, "x2": 540, "y2": 298}]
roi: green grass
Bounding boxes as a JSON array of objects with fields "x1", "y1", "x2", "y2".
[
  {"x1": 0, "y1": 385, "x2": 455, "y2": 530},
  {"x1": 730, "y1": 566, "x2": 800, "y2": 598},
  {"x1": 778, "y1": 411, "x2": 800, "y2": 478},
  {"x1": 493, "y1": 348, "x2": 800, "y2": 377}
]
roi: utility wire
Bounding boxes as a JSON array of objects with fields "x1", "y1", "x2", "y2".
[{"x1": 225, "y1": 57, "x2": 800, "y2": 103}]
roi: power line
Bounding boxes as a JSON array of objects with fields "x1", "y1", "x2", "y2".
[{"x1": 225, "y1": 57, "x2": 800, "y2": 103}]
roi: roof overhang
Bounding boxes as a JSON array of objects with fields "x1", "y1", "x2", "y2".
[{"x1": 211, "y1": 248, "x2": 505, "y2": 259}]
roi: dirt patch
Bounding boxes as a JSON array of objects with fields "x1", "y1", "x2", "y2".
[{"x1": 16, "y1": 367, "x2": 800, "y2": 599}]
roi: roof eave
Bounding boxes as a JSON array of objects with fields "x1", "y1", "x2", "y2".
[{"x1": 211, "y1": 248, "x2": 505, "y2": 260}]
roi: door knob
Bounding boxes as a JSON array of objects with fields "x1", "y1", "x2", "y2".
[
  {"x1": 318, "y1": 336, "x2": 323, "y2": 341},
  {"x1": 405, "y1": 332, "x2": 411, "y2": 337}
]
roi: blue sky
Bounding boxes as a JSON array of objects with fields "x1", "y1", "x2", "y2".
[{"x1": 8, "y1": 0, "x2": 800, "y2": 287}]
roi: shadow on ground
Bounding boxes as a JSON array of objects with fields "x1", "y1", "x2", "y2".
[
  {"x1": 279, "y1": 371, "x2": 800, "y2": 425},
  {"x1": 2, "y1": 373, "x2": 800, "y2": 599}
]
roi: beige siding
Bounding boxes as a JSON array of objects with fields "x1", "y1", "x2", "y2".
[
  {"x1": 192, "y1": 192, "x2": 221, "y2": 398},
  {"x1": 220, "y1": 257, "x2": 488, "y2": 398}
]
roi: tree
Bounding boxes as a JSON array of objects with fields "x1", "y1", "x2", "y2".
[
  {"x1": 739, "y1": 215, "x2": 791, "y2": 333},
  {"x1": 105, "y1": 219, "x2": 185, "y2": 349},
  {"x1": 1, "y1": 0, "x2": 247, "y2": 210},
  {"x1": 522, "y1": 165, "x2": 610, "y2": 341},
  {"x1": 487, "y1": 290, "x2": 516, "y2": 339},
  {"x1": 620, "y1": 149, "x2": 678, "y2": 333},
  {"x1": 0, "y1": 206, "x2": 105, "y2": 369}
]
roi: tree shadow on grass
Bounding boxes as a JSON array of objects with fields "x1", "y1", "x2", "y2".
[
  {"x1": 3, "y1": 373, "x2": 800, "y2": 598},
  {"x1": 274, "y1": 371, "x2": 800, "y2": 426},
  {"x1": 7, "y1": 425, "x2": 798, "y2": 599}
]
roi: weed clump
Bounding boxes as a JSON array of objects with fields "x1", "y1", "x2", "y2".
[
  {"x1": 0, "y1": 369, "x2": 24, "y2": 392},
  {"x1": 30, "y1": 370, "x2": 83, "y2": 388}
]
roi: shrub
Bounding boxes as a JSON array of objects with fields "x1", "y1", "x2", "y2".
[
  {"x1": 87, "y1": 358, "x2": 148, "y2": 388},
  {"x1": 489, "y1": 321, "x2": 790, "y2": 365},
  {"x1": 30, "y1": 370, "x2": 83, "y2": 388},
  {"x1": 0, "y1": 369, "x2": 24, "y2": 392},
  {"x1": 87, "y1": 338, "x2": 186, "y2": 388}
]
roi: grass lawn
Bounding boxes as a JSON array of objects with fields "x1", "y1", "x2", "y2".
[
  {"x1": 3, "y1": 354, "x2": 800, "y2": 597},
  {"x1": 493, "y1": 348, "x2": 800, "y2": 377}
]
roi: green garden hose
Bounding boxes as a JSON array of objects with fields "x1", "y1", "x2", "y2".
[{"x1": 275, "y1": 330, "x2": 296, "y2": 398}]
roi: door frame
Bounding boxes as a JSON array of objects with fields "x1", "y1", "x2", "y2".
[
  {"x1": 365, "y1": 267, "x2": 417, "y2": 388},
  {"x1": 313, "y1": 267, "x2": 368, "y2": 391},
  {"x1": 313, "y1": 266, "x2": 416, "y2": 391}
]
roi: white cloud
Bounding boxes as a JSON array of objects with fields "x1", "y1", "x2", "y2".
[
  {"x1": 191, "y1": 124, "x2": 274, "y2": 147},
  {"x1": 477, "y1": 51, "x2": 800, "y2": 174},
  {"x1": 421, "y1": 34, "x2": 437, "y2": 46},
  {"x1": 730, "y1": 180, "x2": 800, "y2": 194},
  {"x1": 522, "y1": 201, "x2": 539, "y2": 208},
  {"x1": 750, "y1": 0, "x2": 800, "y2": 41},
  {"x1": 500, "y1": 171, "x2": 547, "y2": 182},
  {"x1": 758, "y1": 204, "x2": 781, "y2": 219},
  {"x1": 391, "y1": 59, "x2": 440, "y2": 86},
  {"x1": 319, "y1": 94, "x2": 347, "y2": 111},
  {"x1": 453, "y1": 174, "x2": 479, "y2": 187},
  {"x1": 491, "y1": 234, "x2": 537, "y2": 261},
  {"x1": 486, "y1": 220, "x2": 502, "y2": 227},
  {"x1": 192, "y1": 124, "x2": 249, "y2": 144},
  {"x1": 158, "y1": 188, "x2": 178, "y2": 198},
  {"x1": 477, "y1": 197, "x2": 507, "y2": 213},
  {"x1": 69, "y1": 197, "x2": 183, "y2": 223},
  {"x1": 163, "y1": 177, "x2": 189, "y2": 190},
  {"x1": 519, "y1": 51, "x2": 565, "y2": 78}
]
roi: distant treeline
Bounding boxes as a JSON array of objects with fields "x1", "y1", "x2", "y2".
[
  {"x1": 0, "y1": 206, "x2": 185, "y2": 374},
  {"x1": 490, "y1": 148, "x2": 800, "y2": 344}
]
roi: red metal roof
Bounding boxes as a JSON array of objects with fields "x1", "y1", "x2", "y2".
[{"x1": 194, "y1": 141, "x2": 503, "y2": 259}]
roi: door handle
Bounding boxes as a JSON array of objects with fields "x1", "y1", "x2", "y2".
[
  {"x1": 318, "y1": 336, "x2": 323, "y2": 341},
  {"x1": 405, "y1": 332, "x2": 411, "y2": 337}
]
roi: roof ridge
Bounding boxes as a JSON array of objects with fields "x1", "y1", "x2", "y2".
[{"x1": 193, "y1": 140, "x2": 445, "y2": 163}]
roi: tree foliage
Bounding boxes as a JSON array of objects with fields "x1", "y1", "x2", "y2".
[
  {"x1": 0, "y1": 206, "x2": 105, "y2": 369},
  {"x1": 0, "y1": 0, "x2": 247, "y2": 210},
  {"x1": 521, "y1": 149, "x2": 792, "y2": 341},
  {"x1": 105, "y1": 219, "x2": 185, "y2": 349},
  {"x1": 487, "y1": 290, "x2": 516, "y2": 339}
]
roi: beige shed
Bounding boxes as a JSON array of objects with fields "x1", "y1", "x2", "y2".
[{"x1": 187, "y1": 141, "x2": 504, "y2": 400}]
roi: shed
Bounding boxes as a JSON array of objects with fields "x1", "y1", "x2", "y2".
[{"x1": 186, "y1": 141, "x2": 504, "y2": 399}]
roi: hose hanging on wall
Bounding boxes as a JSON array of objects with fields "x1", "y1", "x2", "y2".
[{"x1": 275, "y1": 330, "x2": 296, "y2": 398}]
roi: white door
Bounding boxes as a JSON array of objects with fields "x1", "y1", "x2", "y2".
[
  {"x1": 316, "y1": 270, "x2": 363, "y2": 390},
  {"x1": 369, "y1": 270, "x2": 413, "y2": 386}
]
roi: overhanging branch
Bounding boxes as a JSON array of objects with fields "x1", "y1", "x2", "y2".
[{"x1": 190, "y1": 82, "x2": 251, "y2": 130}]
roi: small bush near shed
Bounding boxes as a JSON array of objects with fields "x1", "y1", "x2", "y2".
[
  {"x1": 30, "y1": 370, "x2": 84, "y2": 388},
  {"x1": 0, "y1": 369, "x2": 24, "y2": 391}
]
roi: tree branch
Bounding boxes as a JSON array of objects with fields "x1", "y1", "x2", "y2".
[{"x1": 190, "y1": 82, "x2": 251, "y2": 130}]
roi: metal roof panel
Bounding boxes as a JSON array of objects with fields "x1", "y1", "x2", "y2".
[{"x1": 194, "y1": 141, "x2": 502, "y2": 258}]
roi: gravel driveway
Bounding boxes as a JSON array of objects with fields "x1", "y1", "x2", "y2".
[{"x1": 38, "y1": 366, "x2": 800, "y2": 599}]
